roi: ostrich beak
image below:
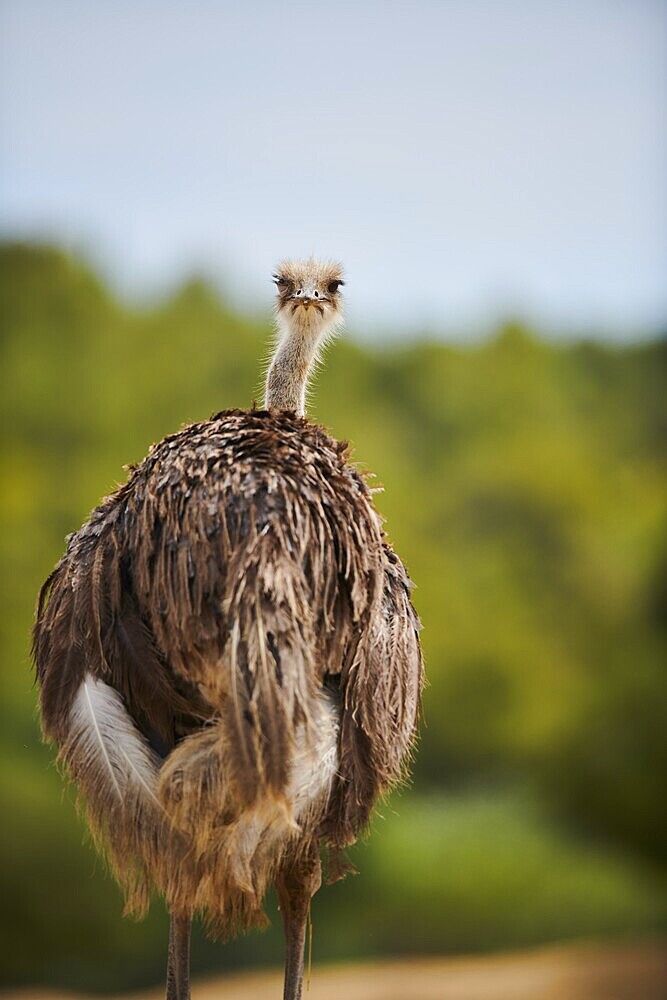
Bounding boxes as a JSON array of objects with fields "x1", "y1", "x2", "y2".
[{"x1": 293, "y1": 285, "x2": 318, "y2": 309}]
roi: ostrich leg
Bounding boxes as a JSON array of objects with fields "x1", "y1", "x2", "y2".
[
  {"x1": 166, "y1": 913, "x2": 191, "y2": 1000},
  {"x1": 276, "y1": 844, "x2": 322, "y2": 1000}
]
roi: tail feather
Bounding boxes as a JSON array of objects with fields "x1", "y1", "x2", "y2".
[
  {"x1": 157, "y1": 685, "x2": 340, "y2": 898},
  {"x1": 212, "y1": 537, "x2": 322, "y2": 808}
]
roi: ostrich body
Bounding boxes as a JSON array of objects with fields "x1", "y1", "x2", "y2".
[{"x1": 33, "y1": 260, "x2": 423, "y2": 1000}]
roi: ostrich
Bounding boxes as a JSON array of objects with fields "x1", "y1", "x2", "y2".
[{"x1": 33, "y1": 258, "x2": 423, "y2": 1000}]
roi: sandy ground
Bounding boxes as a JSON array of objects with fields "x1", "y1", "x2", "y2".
[{"x1": 6, "y1": 940, "x2": 667, "y2": 1000}]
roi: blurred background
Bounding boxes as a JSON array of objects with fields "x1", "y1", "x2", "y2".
[{"x1": 1, "y1": 1, "x2": 666, "y2": 996}]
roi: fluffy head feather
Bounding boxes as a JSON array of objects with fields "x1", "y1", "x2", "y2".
[{"x1": 273, "y1": 257, "x2": 345, "y2": 316}]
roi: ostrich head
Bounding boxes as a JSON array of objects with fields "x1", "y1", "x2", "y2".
[
  {"x1": 273, "y1": 258, "x2": 345, "y2": 338},
  {"x1": 265, "y1": 258, "x2": 345, "y2": 416}
]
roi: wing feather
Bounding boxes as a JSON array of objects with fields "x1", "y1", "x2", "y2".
[{"x1": 326, "y1": 547, "x2": 424, "y2": 845}]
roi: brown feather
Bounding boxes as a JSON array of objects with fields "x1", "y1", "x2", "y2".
[{"x1": 32, "y1": 408, "x2": 424, "y2": 935}]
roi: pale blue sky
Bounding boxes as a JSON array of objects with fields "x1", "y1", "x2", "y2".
[{"x1": 1, "y1": 0, "x2": 666, "y2": 338}]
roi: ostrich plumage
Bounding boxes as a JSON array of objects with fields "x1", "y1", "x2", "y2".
[{"x1": 32, "y1": 260, "x2": 423, "y2": 1000}]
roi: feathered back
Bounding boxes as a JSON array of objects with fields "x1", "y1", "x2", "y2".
[{"x1": 33, "y1": 408, "x2": 423, "y2": 920}]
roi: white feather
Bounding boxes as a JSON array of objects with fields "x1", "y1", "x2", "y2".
[
  {"x1": 289, "y1": 687, "x2": 340, "y2": 816},
  {"x1": 70, "y1": 675, "x2": 161, "y2": 807}
]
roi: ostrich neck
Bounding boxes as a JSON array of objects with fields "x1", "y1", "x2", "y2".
[{"x1": 264, "y1": 330, "x2": 320, "y2": 416}]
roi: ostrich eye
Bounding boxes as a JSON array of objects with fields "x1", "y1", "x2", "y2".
[
  {"x1": 273, "y1": 275, "x2": 289, "y2": 289},
  {"x1": 327, "y1": 280, "x2": 342, "y2": 294}
]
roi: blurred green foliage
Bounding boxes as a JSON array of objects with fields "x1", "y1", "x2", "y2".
[{"x1": 1, "y1": 243, "x2": 666, "y2": 992}]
